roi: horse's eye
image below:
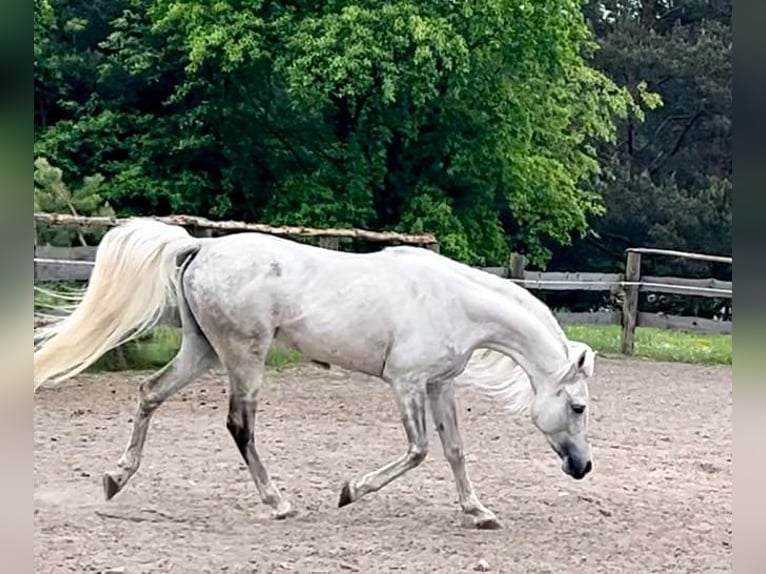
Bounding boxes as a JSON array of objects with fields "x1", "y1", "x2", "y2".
[{"x1": 571, "y1": 404, "x2": 586, "y2": 415}]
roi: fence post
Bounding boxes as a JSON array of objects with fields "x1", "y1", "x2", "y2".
[
  {"x1": 509, "y1": 252, "x2": 526, "y2": 280},
  {"x1": 194, "y1": 225, "x2": 214, "y2": 239},
  {"x1": 620, "y1": 250, "x2": 642, "y2": 355}
]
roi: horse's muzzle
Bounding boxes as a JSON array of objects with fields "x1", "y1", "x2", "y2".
[{"x1": 562, "y1": 456, "x2": 592, "y2": 480}]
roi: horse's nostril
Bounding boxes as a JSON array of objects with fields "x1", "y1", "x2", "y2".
[{"x1": 584, "y1": 460, "x2": 593, "y2": 474}]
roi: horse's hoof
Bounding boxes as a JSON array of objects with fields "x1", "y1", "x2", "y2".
[
  {"x1": 475, "y1": 516, "x2": 502, "y2": 530},
  {"x1": 274, "y1": 501, "x2": 297, "y2": 520},
  {"x1": 338, "y1": 482, "x2": 353, "y2": 508},
  {"x1": 103, "y1": 473, "x2": 121, "y2": 501}
]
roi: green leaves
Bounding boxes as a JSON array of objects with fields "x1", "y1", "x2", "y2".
[
  {"x1": 399, "y1": 185, "x2": 473, "y2": 262},
  {"x1": 34, "y1": 156, "x2": 115, "y2": 245},
  {"x1": 570, "y1": 0, "x2": 732, "y2": 274},
  {"x1": 152, "y1": 0, "x2": 267, "y2": 74},
  {"x1": 35, "y1": 0, "x2": 637, "y2": 266},
  {"x1": 278, "y1": 4, "x2": 468, "y2": 108},
  {"x1": 34, "y1": 156, "x2": 111, "y2": 216},
  {"x1": 34, "y1": 0, "x2": 56, "y2": 60}
]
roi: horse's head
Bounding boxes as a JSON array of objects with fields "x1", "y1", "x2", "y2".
[{"x1": 530, "y1": 341, "x2": 596, "y2": 480}]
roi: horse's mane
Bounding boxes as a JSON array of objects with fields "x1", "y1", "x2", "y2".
[
  {"x1": 384, "y1": 246, "x2": 592, "y2": 415},
  {"x1": 453, "y1": 348, "x2": 536, "y2": 415},
  {"x1": 385, "y1": 245, "x2": 569, "y2": 350}
]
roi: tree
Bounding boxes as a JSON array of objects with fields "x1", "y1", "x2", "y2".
[
  {"x1": 550, "y1": 0, "x2": 731, "y2": 275},
  {"x1": 34, "y1": 156, "x2": 114, "y2": 245},
  {"x1": 35, "y1": 0, "x2": 640, "y2": 265}
]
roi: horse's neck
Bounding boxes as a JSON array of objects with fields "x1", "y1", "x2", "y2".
[
  {"x1": 463, "y1": 263, "x2": 567, "y2": 342},
  {"x1": 402, "y1": 247, "x2": 567, "y2": 344},
  {"x1": 466, "y1": 288, "x2": 570, "y2": 384}
]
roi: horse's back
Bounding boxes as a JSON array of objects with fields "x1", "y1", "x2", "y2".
[{"x1": 181, "y1": 232, "x2": 478, "y2": 376}]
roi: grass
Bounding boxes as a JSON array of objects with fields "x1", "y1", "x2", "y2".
[
  {"x1": 563, "y1": 324, "x2": 731, "y2": 366},
  {"x1": 85, "y1": 323, "x2": 730, "y2": 374},
  {"x1": 35, "y1": 287, "x2": 305, "y2": 373},
  {"x1": 89, "y1": 327, "x2": 305, "y2": 373}
]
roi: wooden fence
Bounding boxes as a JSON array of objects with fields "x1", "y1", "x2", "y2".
[
  {"x1": 33, "y1": 212, "x2": 440, "y2": 248},
  {"x1": 33, "y1": 213, "x2": 732, "y2": 355},
  {"x1": 486, "y1": 249, "x2": 732, "y2": 355}
]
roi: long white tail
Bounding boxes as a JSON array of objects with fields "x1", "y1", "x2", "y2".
[{"x1": 33, "y1": 218, "x2": 201, "y2": 389}]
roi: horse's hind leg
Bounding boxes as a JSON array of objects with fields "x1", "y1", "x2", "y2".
[
  {"x1": 102, "y1": 324, "x2": 216, "y2": 500},
  {"x1": 219, "y1": 339, "x2": 294, "y2": 519},
  {"x1": 427, "y1": 380, "x2": 500, "y2": 529}
]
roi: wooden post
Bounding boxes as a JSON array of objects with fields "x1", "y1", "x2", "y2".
[
  {"x1": 194, "y1": 225, "x2": 214, "y2": 239},
  {"x1": 319, "y1": 236, "x2": 340, "y2": 250},
  {"x1": 509, "y1": 252, "x2": 526, "y2": 280},
  {"x1": 620, "y1": 250, "x2": 642, "y2": 355}
]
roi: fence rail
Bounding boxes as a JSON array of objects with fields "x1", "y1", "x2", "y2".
[
  {"x1": 34, "y1": 212, "x2": 439, "y2": 248},
  {"x1": 33, "y1": 214, "x2": 732, "y2": 353},
  {"x1": 625, "y1": 247, "x2": 732, "y2": 265}
]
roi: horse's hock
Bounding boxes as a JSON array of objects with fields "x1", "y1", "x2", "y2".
[{"x1": 34, "y1": 358, "x2": 731, "y2": 573}]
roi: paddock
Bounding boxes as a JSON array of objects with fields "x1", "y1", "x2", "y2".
[{"x1": 34, "y1": 357, "x2": 731, "y2": 573}]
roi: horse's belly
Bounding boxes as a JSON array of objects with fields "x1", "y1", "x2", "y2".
[{"x1": 276, "y1": 317, "x2": 390, "y2": 377}]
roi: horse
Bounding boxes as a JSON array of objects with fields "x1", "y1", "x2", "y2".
[{"x1": 34, "y1": 218, "x2": 597, "y2": 530}]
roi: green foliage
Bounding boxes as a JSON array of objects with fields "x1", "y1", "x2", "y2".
[
  {"x1": 552, "y1": 0, "x2": 731, "y2": 276},
  {"x1": 597, "y1": 163, "x2": 732, "y2": 260},
  {"x1": 399, "y1": 185, "x2": 475, "y2": 262},
  {"x1": 34, "y1": 0, "x2": 643, "y2": 266},
  {"x1": 34, "y1": 156, "x2": 111, "y2": 214},
  {"x1": 34, "y1": 156, "x2": 115, "y2": 245},
  {"x1": 89, "y1": 327, "x2": 304, "y2": 372},
  {"x1": 34, "y1": 0, "x2": 56, "y2": 60}
]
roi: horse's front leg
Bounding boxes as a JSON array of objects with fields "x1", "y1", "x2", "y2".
[
  {"x1": 338, "y1": 378, "x2": 428, "y2": 506},
  {"x1": 427, "y1": 380, "x2": 501, "y2": 529}
]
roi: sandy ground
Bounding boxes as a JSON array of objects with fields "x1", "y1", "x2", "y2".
[{"x1": 34, "y1": 357, "x2": 731, "y2": 573}]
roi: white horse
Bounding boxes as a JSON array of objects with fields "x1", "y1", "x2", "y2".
[{"x1": 34, "y1": 219, "x2": 597, "y2": 529}]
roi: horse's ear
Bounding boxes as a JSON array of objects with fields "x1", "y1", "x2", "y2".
[
  {"x1": 575, "y1": 347, "x2": 596, "y2": 378},
  {"x1": 566, "y1": 340, "x2": 596, "y2": 379}
]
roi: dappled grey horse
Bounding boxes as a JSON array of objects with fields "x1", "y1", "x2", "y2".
[{"x1": 34, "y1": 218, "x2": 596, "y2": 529}]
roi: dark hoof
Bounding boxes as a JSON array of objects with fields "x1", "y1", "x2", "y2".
[
  {"x1": 103, "y1": 473, "x2": 121, "y2": 501},
  {"x1": 338, "y1": 482, "x2": 353, "y2": 508},
  {"x1": 475, "y1": 517, "x2": 502, "y2": 530}
]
